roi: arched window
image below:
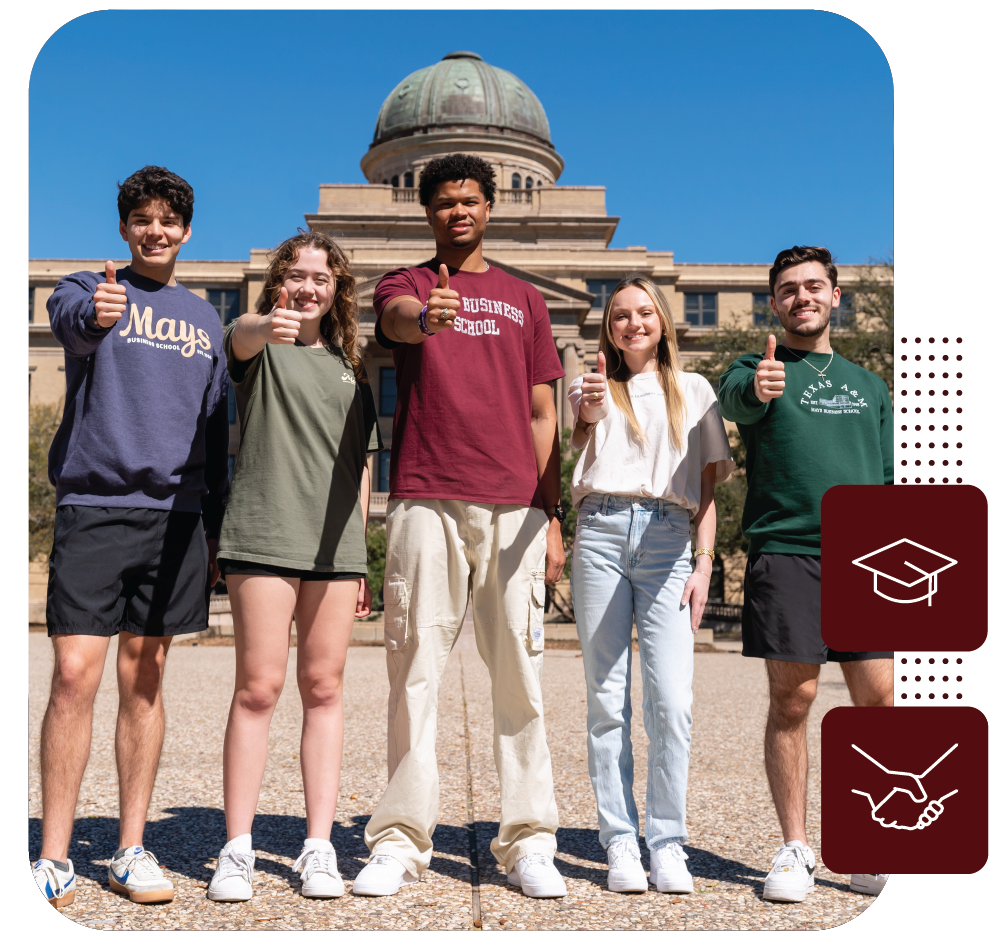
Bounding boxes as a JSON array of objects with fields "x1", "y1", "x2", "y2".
[
  {"x1": 536, "y1": 179, "x2": 542, "y2": 187},
  {"x1": 391, "y1": 175, "x2": 399, "y2": 188},
  {"x1": 382, "y1": 179, "x2": 389, "y2": 185},
  {"x1": 525, "y1": 176, "x2": 533, "y2": 189},
  {"x1": 511, "y1": 173, "x2": 521, "y2": 189},
  {"x1": 404, "y1": 171, "x2": 414, "y2": 188}
]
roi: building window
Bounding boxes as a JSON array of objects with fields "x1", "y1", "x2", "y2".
[
  {"x1": 752, "y1": 292, "x2": 772, "y2": 325},
  {"x1": 379, "y1": 367, "x2": 397, "y2": 417},
  {"x1": 382, "y1": 179, "x2": 388, "y2": 185},
  {"x1": 536, "y1": 179, "x2": 542, "y2": 187},
  {"x1": 228, "y1": 380, "x2": 237, "y2": 424},
  {"x1": 404, "y1": 170, "x2": 414, "y2": 188},
  {"x1": 208, "y1": 289, "x2": 241, "y2": 324},
  {"x1": 511, "y1": 173, "x2": 521, "y2": 189},
  {"x1": 586, "y1": 280, "x2": 620, "y2": 311},
  {"x1": 685, "y1": 293, "x2": 717, "y2": 327},
  {"x1": 525, "y1": 176, "x2": 533, "y2": 189},
  {"x1": 830, "y1": 292, "x2": 856, "y2": 328},
  {"x1": 378, "y1": 450, "x2": 391, "y2": 492},
  {"x1": 29, "y1": 287, "x2": 35, "y2": 323},
  {"x1": 391, "y1": 175, "x2": 399, "y2": 187}
]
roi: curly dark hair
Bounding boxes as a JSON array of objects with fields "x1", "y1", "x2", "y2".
[
  {"x1": 117, "y1": 166, "x2": 195, "y2": 227},
  {"x1": 418, "y1": 154, "x2": 497, "y2": 207},
  {"x1": 769, "y1": 245, "x2": 838, "y2": 295},
  {"x1": 256, "y1": 230, "x2": 366, "y2": 383}
]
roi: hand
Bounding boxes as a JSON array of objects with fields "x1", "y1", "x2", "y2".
[
  {"x1": 206, "y1": 538, "x2": 220, "y2": 588},
  {"x1": 260, "y1": 287, "x2": 302, "y2": 345},
  {"x1": 93, "y1": 260, "x2": 128, "y2": 328},
  {"x1": 680, "y1": 570, "x2": 711, "y2": 633},
  {"x1": 579, "y1": 351, "x2": 609, "y2": 422},
  {"x1": 544, "y1": 520, "x2": 566, "y2": 585},
  {"x1": 753, "y1": 334, "x2": 786, "y2": 402},
  {"x1": 355, "y1": 578, "x2": 372, "y2": 619},
  {"x1": 425, "y1": 264, "x2": 460, "y2": 333}
]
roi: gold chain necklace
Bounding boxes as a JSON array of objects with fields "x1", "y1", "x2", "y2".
[{"x1": 783, "y1": 345, "x2": 834, "y2": 378}]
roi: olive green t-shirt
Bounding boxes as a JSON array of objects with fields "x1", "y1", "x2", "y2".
[{"x1": 217, "y1": 325, "x2": 383, "y2": 572}]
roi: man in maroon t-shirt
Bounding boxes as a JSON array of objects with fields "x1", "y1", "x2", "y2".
[{"x1": 353, "y1": 154, "x2": 568, "y2": 899}]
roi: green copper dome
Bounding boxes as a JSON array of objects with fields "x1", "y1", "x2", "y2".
[{"x1": 371, "y1": 51, "x2": 554, "y2": 148}]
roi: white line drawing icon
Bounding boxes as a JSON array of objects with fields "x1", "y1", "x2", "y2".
[
  {"x1": 851, "y1": 538, "x2": 957, "y2": 606},
  {"x1": 850, "y1": 743, "x2": 959, "y2": 830}
]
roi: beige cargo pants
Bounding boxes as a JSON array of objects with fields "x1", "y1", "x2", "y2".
[{"x1": 363, "y1": 498, "x2": 560, "y2": 878}]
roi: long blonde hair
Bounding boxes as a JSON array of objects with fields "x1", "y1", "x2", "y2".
[{"x1": 598, "y1": 276, "x2": 686, "y2": 450}]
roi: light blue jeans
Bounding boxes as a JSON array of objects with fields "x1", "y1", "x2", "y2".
[{"x1": 571, "y1": 494, "x2": 694, "y2": 850}]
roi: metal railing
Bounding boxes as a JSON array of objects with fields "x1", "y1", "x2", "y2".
[{"x1": 499, "y1": 189, "x2": 534, "y2": 205}]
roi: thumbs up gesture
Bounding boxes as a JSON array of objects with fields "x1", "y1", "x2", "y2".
[
  {"x1": 261, "y1": 286, "x2": 302, "y2": 345},
  {"x1": 753, "y1": 334, "x2": 786, "y2": 402},
  {"x1": 579, "y1": 350, "x2": 610, "y2": 422},
  {"x1": 93, "y1": 261, "x2": 128, "y2": 328},
  {"x1": 424, "y1": 264, "x2": 460, "y2": 333}
]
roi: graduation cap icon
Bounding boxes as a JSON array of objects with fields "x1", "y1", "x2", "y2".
[{"x1": 852, "y1": 539, "x2": 958, "y2": 606}]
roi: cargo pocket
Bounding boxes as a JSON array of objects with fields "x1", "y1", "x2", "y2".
[
  {"x1": 383, "y1": 575, "x2": 409, "y2": 651},
  {"x1": 528, "y1": 573, "x2": 546, "y2": 651}
]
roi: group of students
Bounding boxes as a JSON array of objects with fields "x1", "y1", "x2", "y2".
[{"x1": 33, "y1": 157, "x2": 893, "y2": 911}]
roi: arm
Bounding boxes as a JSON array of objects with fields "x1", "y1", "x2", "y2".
[
  {"x1": 355, "y1": 464, "x2": 373, "y2": 618},
  {"x1": 230, "y1": 287, "x2": 302, "y2": 361},
  {"x1": 717, "y1": 355, "x2": 770, "y2": 425},
  {"x1": 680, "y1": 462, "x2": 718, "y2": 633},
  {"x1": 531, "y1": 381, "x2": 566, "y2": 585},
  {"x1": 569, "y1": 351, "x2": 610, "y2": 448},
  {"x1": 48, "y1": 267, "x2": 125, "y2": 359},
  {"x1": 880, "y1": 383, "x2": 895, "y2": 484},
  {"x1": 201, "y1": 357, "x2": 231, "y2": 588},
  {"x1": 379, "y1": 264, "x2": 460, "y2": 344}
]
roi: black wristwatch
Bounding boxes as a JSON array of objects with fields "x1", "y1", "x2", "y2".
[{"x1": 546, "y1": 503, "x2": 566, "y2": 523}]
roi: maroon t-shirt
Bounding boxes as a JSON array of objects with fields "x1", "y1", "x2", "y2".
[{"x1": 374, "y1": 261, "x2": 565, "y2": 508}]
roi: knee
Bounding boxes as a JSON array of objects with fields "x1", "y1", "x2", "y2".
[
  {"x1": 50, "y1": 654, "x2": 102, "y2": 706},
  {"x1": 234, "y1": 677, "x2": 284, "y2": 715},
  {"x1": 298, "y1": 670, "x2": 344, "y2": 710},
  {"x1": 769, "y1": 686, "x2": 817, "y2": 726}
]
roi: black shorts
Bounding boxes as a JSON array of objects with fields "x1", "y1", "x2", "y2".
[
  {"x1": 741, "y1": 553, "x2": 894, "y2": 665},
  {"x1": 46, "y1": 506, "x2": 209, "y2": 638},
  {"x1": 218, "y1": 559, "x2": 364, "y2": 581}
]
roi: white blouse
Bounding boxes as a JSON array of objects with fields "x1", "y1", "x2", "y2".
[{"x1": 568, "y1": 370, "x2": 735, "y2": 514}]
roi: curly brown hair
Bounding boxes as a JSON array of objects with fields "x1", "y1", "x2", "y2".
[{"x1": 255, "y1": 230, "x2": 366, "y2": 382}]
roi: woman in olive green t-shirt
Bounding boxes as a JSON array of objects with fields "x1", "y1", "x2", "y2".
[{"x1": 208, "y1": 232, "x2": 382, "y2": 902}]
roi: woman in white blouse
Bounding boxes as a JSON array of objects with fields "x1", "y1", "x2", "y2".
[{"x1": 568, "y1": 276, "x2": 734, "y2": 895}]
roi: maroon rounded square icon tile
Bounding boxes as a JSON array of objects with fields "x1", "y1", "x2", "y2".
[
  {"x1": 821, "y1": 484, "x2": 987, "y2": 651},
  {"x1": 821, "y1": 706, "x2": 988, "y2": 874}
]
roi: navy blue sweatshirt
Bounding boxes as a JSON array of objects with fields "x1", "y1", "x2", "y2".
[{"x1": 47, "y1": 266, "x2": 230, "y2": 538}]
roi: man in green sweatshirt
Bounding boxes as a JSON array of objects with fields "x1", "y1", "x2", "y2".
[{"x1": 718, "y1": 246, "x2": 893, "y2": 904}]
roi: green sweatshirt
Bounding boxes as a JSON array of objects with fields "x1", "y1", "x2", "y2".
[{"x1": 718, "y1": 348, "x2": 893, "y2": 556}]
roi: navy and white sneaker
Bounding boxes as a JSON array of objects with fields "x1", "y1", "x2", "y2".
[
  {"x1": 108, "y1": 846, "x2": 174, "y2": 903},
  {"x1": 763, "y1": 841, "x2": 816, "y2": 902},
  {"x1": 33, "y1": 858, "x2": 76, "y2": 908}
]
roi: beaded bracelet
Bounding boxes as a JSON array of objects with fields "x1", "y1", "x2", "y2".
[{"x1": 418, "y1": 304, "x2": 433, "y2": 336}]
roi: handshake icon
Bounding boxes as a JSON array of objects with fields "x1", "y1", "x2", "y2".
[{"x1": 850, "y1": 743, "x2": 959, "y2": 831}]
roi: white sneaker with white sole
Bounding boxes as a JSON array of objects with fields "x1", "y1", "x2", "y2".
[
  {"x1": 33, "y1": 859, "x2": 76, "y2": 908},
  {"x1": 763, "y1": 841, "x2": 815, "y2": 902},
  {"x1": 850, "y1": 873, "x2": 889, "y2": 895},
  {"x1": 649, "y1": 843, "x2": 694, "y2": 893},
  {"x1": 293, "y1": 839, "x2": 344, "y2": 898},
  {"x1": 108, "y1": 846, "x2": 174, "y2": 903},
  {"x1": 507, "y1": 854, "x2": 567, "y2": 898},
  {"x1": 207, "y1": 835, "x2": 255, "y2": 902},
  {"x1": 606, "y1": 838, "x2": 648, "y2": 893},
  {"x1": 352, "y1": 854, "x2": 418, "y2": 896}
]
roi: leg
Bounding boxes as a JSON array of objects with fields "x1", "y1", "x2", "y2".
[
  {"x1": 40, "y1": 635, "x2": 112, "y2": 862},
  {"x1": 223, "y1": 575, "x2": 297, "y2": 840},
  {"x1": 294, "y1": 578, "x2": 361, "y2": 840},
  {"x1": 840, "y1": 658, "x2": 894, "y2": 707},
  {"x1": 764, "y1": 660, "x2": 821, "y2": 845},
  {"x1": 115, "y1": 632, "x2": 173, "y2": 848}
]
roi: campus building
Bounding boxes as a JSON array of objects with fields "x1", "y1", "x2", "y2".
[{"x1": 28, "y1": 50, "x2": 874, "y2": 519}]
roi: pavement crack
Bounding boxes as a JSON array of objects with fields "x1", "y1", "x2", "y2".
[{"x1": 460, "y1": 652, "x2": 483, "y2": 930}]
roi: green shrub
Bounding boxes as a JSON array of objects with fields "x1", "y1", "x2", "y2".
[
  {"x1": 366, "y1": 522, "x2": 387, "y2": 610},
  {"x1": 29, "y1": 400, "x2": 62, "y2": 561}
]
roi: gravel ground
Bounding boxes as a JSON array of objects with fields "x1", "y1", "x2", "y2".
[{"x1": 29, "y1": 619, "x2": 879, "y2": 930}]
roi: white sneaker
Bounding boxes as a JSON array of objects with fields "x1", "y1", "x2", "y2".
[
  {"x1": 507, "y1": 854, "x2": 567, "y2": 898},
  {"x1": 763, "y1": 841, "x2": 815, "y2": 902},
  {"x1": 352, "y1": 854, "x2": 418, "y2": 897},
  {"x1": 108, "y1": 846, "x2": 174, "y2": 903},
  {"x1": 850, "y1": 873, "x2": 889, "y2": 896},
  {"x1": 606, "y1": 838, "x2": 648, "y2": 893},
  {"x1": 33, "y1": 859, "x2": 76, "y2": 908},
  {"x1": 207, "y1": 836, "x2": 255, "y2": 902},
  {"x1": 293, "y1": 839, "x2": 344, "y2": 898},
  {"x1": 649, "y1": 843, "x2": 694, "y2": 893}
]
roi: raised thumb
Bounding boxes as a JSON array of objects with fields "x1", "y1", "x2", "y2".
[
  {"x1": 597, "y1": 350, "x2": 606, "y2": 376},
  {"x1": 438, "y1": 263, "x2": 449, "y2": 290},
  {"x1": 278, "y1": 286, "x2": 289, "y2": 310},
  {"x1": 764, "y1": 334, "x2": 777, "y2": 361},
  {"x1": 105, "y1": 260, "x2": 117, "y2": 285}
]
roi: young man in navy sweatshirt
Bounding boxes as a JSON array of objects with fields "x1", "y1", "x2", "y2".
[{"x1": 32, "y1": 166, "x2": 230, "y2": 908}]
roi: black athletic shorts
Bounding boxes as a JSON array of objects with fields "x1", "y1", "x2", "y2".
[
  {"x1": 46, "y1": 506, "x2": 209, "y2": 638},
  {"x1": 218, "y1": 559, "x2": 364, "y2": 581},
  {"x1": 741, "y1": 553, "x2": 894, "y2": 665}
]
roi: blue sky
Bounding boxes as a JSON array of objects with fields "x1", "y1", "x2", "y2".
[{"x1": 30, "y1": 10, "x2": 892, "y2": 264}]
